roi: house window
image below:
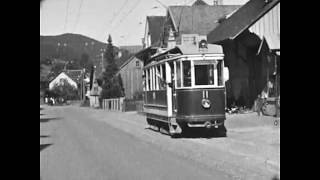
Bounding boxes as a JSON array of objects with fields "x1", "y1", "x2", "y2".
[{"x1": 136, "y1": 61, "x2": 140, "y2": 67}]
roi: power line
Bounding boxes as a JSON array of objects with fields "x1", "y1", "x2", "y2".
[
  {"x1": 107, "y1": 0, "x2": 142, "y2": 40},
  {"x1": 98, "y1": 0, "x2": 129, "y2": 39},
  {"x1": 63, "y1": 0, "x2": 70, "y2": 32},
  {"x1": 114, "y1": 0, "x2": 142, "y2": 29},
  {"x1": 153, "y1": 0, "x2": 167, "y2": 9},
  {"x1": 110, "y1": 0, "x2": 129, "y2": 26},
  {"x1": 73, "y1": 0, "x2": 85, "y2": 33}
]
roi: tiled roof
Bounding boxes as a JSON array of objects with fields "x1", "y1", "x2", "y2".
[
  {"x1": 207, "y1": 0, "x2": 280, "y2": 44},
  {"x1": 168, "y1": 5, "x2": 241, "y2": 35}
]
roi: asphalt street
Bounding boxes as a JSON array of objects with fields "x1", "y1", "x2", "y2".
[{"x1": 40, "y1": 105, "x2": 232, "y2": 180}]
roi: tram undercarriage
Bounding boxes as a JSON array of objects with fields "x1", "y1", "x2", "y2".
[{"x1": 146, "y1": 114, "x2": 227, "y2": 138}]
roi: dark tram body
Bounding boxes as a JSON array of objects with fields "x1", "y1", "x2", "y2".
[{"x1": 143, "y1": 43, "x2": 228, "y2": 137}]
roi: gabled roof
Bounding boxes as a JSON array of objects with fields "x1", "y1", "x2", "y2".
[
  {"x1": 168, "y1": 5, "x2": 241, "y2": 35},
  {"x1": 49, "y1": 69, "x2": 84, "y2": 84},
  {"x1": 207, "y1": 0, "x2": 280, "y2": 44},
  {"x1": 118, "y1": 56, "x2": 141, "y2": 70},
  {"x1": 146, "y1": 16, "x2": 166, "y2": 46}
]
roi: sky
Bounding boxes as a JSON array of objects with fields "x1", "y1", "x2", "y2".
[{"x1": 40, "y1": 0, "x2": 249, "y2": 46}]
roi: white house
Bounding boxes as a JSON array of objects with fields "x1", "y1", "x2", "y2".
[{"x1": 49, "y1": 72, "x2": 78, "y2": 90}]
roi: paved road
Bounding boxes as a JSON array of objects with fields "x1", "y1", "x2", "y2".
[{"x1": 40, "y1": 106, "x2": 232, "y2": 180}]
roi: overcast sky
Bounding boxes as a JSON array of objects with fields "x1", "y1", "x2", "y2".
[{"x1": 40, "y1": 0, "x2": 248, "y2": 46}]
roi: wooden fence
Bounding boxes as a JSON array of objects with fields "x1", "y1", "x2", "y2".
[
  {"x1": 101, "y1": 97, "x2": 125, "y2": 111},
  {"x1": 101, "y1": 98, "x2": 143, "y2": 112}
]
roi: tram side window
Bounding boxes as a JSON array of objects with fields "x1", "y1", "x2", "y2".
[
  {"x1": 159, "y1": 64, "x2": 166, "y2": 90},
  {"x1": 195, "y1": 64, "x2": 215, "y2": 85},
  {"x1": 182, "y1": 61, "x2": 191, "y2": 87},
  {"x1": 176, "y1": 61, "x2": 181, "y2": 88},
  {"x1": 156, "y1": 66, "x2": 161, "y2": 90},
  {"x1": 217, "y1": 60, "x2": 223, "y2": 86},
  {"x1": 148, "y1": 69, "x2": 151, "y2": 91},
  {"x1": 143, "y1": 71, "x2": 146, "y2": 91}
]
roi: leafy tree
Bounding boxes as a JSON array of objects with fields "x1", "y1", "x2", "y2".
[
  {"x1": 66, "y1": 59, "x2": 81, "y2": 70},
  {"x1": 79, "y1": 53, "x2": 93, "y2": 72},
  {"x1": 51, "y1": 61, "x2": 65, "y2": 75},
  {"x1": 50, "y1": 79, "x2": 79, "y2": 101},
  {"x1": 101, "y1": 35, "x2": 124, "y2": 99}
]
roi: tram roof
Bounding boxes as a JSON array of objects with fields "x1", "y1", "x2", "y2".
[
  {"x1": 174, "y1": 44, "x2": 223, "y2": 55},
  {"x1": 141, "y1": 44, "x2": 223, "y2": 66},
  {"x1": 150, "y1": 44, "x2": 223, "y2": 59}
]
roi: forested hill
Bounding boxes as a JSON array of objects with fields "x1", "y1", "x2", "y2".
[{"x1": 40, "y1": 33, "x2": 110, "y2": 61}]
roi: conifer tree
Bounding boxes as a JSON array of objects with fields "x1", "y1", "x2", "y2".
[{"x1": 101, "y1": 34, "x2": 124, "y2": 98}]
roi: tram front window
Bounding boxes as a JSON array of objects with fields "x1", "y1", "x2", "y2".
[{"x1": 195, "y1": 64, "x2": 215, "y2": 85}]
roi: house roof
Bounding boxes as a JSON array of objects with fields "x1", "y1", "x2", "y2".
[
  {"x1": 168, "y1": 5, "x2": 241, "y2": 35},
  {"x1": 119, "y1": 56, "x2": 139, "y2": 70},
  {"x1": 49, "y1": 69, "x2": 84, "y2": 84},
  {"x1": 134, "y1": 46, "x2": 159, "y2": 64},
  {"x1": 146, "y1": 16, "x2": 166, "y2": 46},
  {"x1": 207, "y1": 0, "x2": 280, "y2": 44}
]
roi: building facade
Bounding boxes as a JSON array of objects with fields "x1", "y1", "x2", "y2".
[
  {"x1": 207, "y1": 0, "x2": 280, "y2": 108},
  {"x1": 117, "y1": 56, "x2": 143, "y2": 100}
]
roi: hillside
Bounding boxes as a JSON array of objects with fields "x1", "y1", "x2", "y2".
[
  {"x1": 40, "y1": 33, "x2": 110, "y2": 61},
  {"x1": 40, "y1": 33, "x2": 141, "y2": 80}
]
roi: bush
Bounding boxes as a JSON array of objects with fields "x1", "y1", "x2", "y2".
[{"x1": 50, "y1": 79, "x2": 78, "y2": 101}]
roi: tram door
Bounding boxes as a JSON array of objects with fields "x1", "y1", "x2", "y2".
[
  {"x1": 165, "y1": 62, "x2": 176, "y2": 117},
  {"x1": 170, "y1": 62, "x2": 177, "y2": 116}
]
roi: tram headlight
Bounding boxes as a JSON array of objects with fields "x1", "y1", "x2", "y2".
[{"x1": 201, "y1": 99, "x2": 211, "y2": 109}]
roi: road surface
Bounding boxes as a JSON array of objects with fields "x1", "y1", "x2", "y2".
[{"x1": 40, "y1": 105, "x2": 233, "y2": 180}]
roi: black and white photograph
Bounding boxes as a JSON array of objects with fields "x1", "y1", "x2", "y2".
[{"x1": 40, "y1": 0, "x2": 280, "y2": 179}]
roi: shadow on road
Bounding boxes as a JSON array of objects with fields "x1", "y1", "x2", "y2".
[
  {"x1": 40, "y1": 143, "x2": 52, "y2": 152},
  {"x1": 40, "y1": 117, "x2": 61, "y2": 123},
  {"x1": 40, "y1": 135, "x2": 50, "y2": 138},
  {"x1": 176, "y1": 130, "x2": 227, "y2": 139},
  {"x1": 145, "y1": 127, "x2": 227, "y2": 139}
]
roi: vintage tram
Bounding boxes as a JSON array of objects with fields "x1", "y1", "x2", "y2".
[{"x1": 143, "y1": 42, "x2": 228, "y2": 137}]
